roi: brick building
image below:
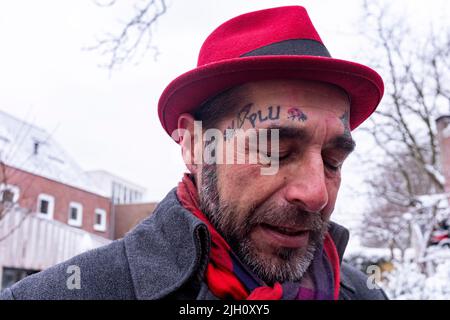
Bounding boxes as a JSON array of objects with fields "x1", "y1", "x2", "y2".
[
  {"x1": 2, "y1": 164, "x2": 111, "y2": 238},
  {"x1": 0, "y1": 110, "x2": 155, "y2": 289},
  {"x1": 114, "y1": 202, "x2": 157, "y2": 239},
  {"x1": 0, "y1": 110, "x2": 114, "y2": 238}
]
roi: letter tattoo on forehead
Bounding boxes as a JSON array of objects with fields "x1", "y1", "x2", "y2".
[
  {"x1": 224, "y1": 103, "x2": 281, "y2": 140},
  {"x1": 340, "y1": 111, "x2": 351, "y2": 137},
  {"x1": 237, "y1": 103, "x2": 254, "y2": 128}
]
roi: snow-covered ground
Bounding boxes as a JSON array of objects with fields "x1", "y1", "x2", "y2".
[
  {"x1": 382, "y1": 253, "x2": 450, "y2": 300},
  {"x1": 345, "y1": 241, "x2": 450, "y2": 300}
]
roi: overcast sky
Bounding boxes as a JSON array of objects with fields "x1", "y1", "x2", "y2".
[{"x1": 0, "y1": 0, "x2": 447, "y2": 226}]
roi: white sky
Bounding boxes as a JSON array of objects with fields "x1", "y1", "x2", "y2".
[{"x1": 0, "y1": 0, "x2": 447, "y2": 226}]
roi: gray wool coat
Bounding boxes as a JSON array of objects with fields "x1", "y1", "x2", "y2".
[{"x1": 0, "y1": 188, "x2": 388, "y2": 300}]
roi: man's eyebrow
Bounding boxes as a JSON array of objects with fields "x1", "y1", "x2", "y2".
[
  {"x1": 328, "y1": 135, "x2": 356, "y2": 154},
  {"x1": 257, "y1": 124, "x2": 356, "y2": 153},
  {"x1": 260, "y1": 125, "x2": 311, "y2": 141}
]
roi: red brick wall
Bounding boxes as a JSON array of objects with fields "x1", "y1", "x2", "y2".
[
  {"x1": 1, "y1": 165, "x2": 112, "y2": 239},
  {"x1": 437, "y1": 116, "x2": 450, "y2": 193},
  {"x1": 114, "y1": 202, "x2": 157, "y2": 239}
]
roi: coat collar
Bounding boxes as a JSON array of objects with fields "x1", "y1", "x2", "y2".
[
  {"x1": 124, "y1": 188, "x2": 353, "y2": 299},
  {"x1": 123, "y1": 188, "x2": 210, "y2": 299}
]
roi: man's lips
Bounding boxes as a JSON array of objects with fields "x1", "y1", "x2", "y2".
[{"x1": 256, "y1": 223, "x2": 311, "y2": 248}]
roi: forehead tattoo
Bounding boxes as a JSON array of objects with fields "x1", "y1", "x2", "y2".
[
  {"x1": 223, "y1": 103, "x2": 281, "y2": 140},
  {"x1": 287, "y1": 107, "x2": 308, "y2": 122}
]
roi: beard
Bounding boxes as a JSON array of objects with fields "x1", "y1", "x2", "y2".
[{"x1": 198, "y1": 164, "x2": 330, "y2": 285}]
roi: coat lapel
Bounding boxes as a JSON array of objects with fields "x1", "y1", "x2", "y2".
[{"x1": 123, "y1": 188, "x2": 210, "y2": 299}]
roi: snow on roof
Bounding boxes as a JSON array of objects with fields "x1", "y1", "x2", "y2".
[
  {"x1": 86, "y1": 169, "x2": 146, "y2": 196},
  {"x1": 0, "y1": 110, "x2": 108, "y2": 197}
]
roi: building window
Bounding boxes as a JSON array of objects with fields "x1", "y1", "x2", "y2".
[
  {"x1": 113, "y1": 183, "x2": 122, "y2": 204},
  {"x1": 94, "y1": 209, "x2": 106, "y2": 232},
  {"x1": 37, "y1": 193, "x2": 54, "y2": 220},
  {"x1": 67, "y1": 202, "x2": 83, "y2": 227},
  {"x1": 0, "y1": 184, "x2": 20, "y2": 204},
  {"x1": 1, "y1": 267, "x2": 39, "y2": 290}
]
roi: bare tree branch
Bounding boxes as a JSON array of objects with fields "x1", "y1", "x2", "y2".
[
  {"x1": 87, "y1": 0, "x2": 168, "y2": 72},
  {"x1": 357, "y1": 0, "x2": 450, "y2": 268}
]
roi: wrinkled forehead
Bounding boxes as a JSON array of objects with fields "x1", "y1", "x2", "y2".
[
  {"x1": 214, "y1": 79, "x2": 351, "y2": 130},
  {"x1": 241, "y1": 79, "x2": 350, "y2": 112},
  {"x1": 193, "y1": 78, "x2": 352, "y2": 136}
]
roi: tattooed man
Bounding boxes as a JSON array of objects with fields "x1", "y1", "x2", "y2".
[{"x1": 1, "y1": 6, "x2": 387, "y2": 300}]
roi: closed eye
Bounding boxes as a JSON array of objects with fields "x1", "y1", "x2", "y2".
[
  {"x1": 325, "y1": 163, "x2": 340, "y2": 171},
  {"x1": 277, "y1": 152, "x2": 291, "y2": 161},
  {"x1": 323, "y1": 158, "x2": 341, "y2": 172}
]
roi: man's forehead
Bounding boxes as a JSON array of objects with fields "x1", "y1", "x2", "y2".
[
  {"x1": 240, "y1": 79, "x2": 350, "y2": 104},
  {"x1": 217, "y1": 79, "x2": 351, "y2": 127}
]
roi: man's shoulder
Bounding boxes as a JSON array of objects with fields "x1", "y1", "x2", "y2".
[
  {"x1": 0, "y1": 189, "x2": 209, "y2": 300},
  {"x1": 339, "y1": 262, "x2": 388, "y2": 300},
  {"x1": 0, "y1": 239, "x2": 135, "y2": 300}
]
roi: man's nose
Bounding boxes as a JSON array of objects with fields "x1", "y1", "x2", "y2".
[{"x1": 283, "y1": 155, "x2": 329, "y2": 213}]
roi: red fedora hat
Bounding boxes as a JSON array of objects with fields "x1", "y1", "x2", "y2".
[{"x1": 158, "y1": 6, "x2": 384, "y2": 138}]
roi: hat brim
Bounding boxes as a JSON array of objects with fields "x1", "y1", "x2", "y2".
[{"x1": 158, "y1": 55, "x2": 384, "y2": 139}]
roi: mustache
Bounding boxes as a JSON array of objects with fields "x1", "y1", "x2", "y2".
[{"x1": 247, "y1": 201, "x2": 326, "y2": 233}]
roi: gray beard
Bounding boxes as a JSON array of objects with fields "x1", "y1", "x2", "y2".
[{"x1": 198, "y1": 164, "x2": 329, "y2": 285}]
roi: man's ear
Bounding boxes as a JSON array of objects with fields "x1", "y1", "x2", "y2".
[{"x1": 177, "y1": 113, "x2": 199, "y2": 174}]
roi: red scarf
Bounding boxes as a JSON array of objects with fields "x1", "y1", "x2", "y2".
[{"x1": 177, "y1": 174, "x2": 340, "y2": 300}]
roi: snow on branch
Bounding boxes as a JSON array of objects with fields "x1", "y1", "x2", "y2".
[{"x1": 424, "y1": 164, "x2": 446, "y2": 187}]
